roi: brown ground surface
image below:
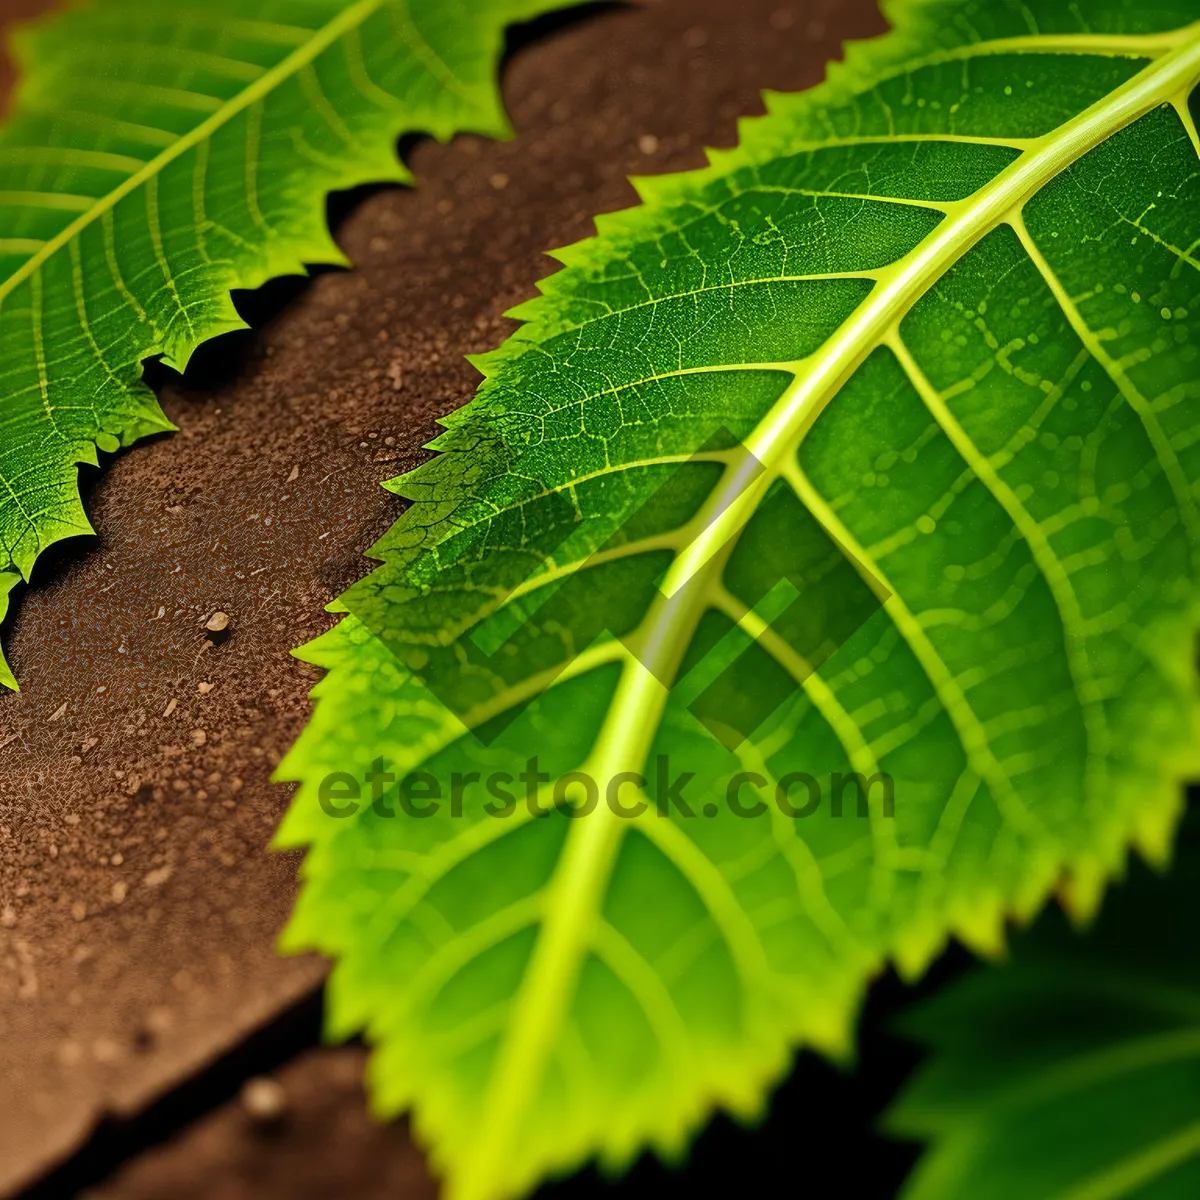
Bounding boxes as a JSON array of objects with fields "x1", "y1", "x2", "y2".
[
  {"x1": 0, "y1": 0, "x2": 887, "y2": 1195},
  {"x1": 82, "y1": 1047, "x2": 438, "y2": 1200},
  {"x1": 0, "y1": 0, "x2": 47, "y2": 116}
]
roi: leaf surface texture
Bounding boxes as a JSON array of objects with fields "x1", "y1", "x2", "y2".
[{"x1": 277, "y1": 2, "x2": 1200, "y2": 1196}]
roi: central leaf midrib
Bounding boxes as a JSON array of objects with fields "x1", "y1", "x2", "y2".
[
  {"x1": 0, "y1": 0, "x2": 385, "y2": 307},
  {"x1": 741, "y1": 26, "x2": 1200, "y2": 481}
]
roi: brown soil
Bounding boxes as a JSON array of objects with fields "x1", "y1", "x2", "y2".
[
  {"x1": 82, "y1": 1047, "x2": 438, "y2": 1200},
  {"x1": 0, "y1": 0, "x2": 48, "y2": 117},
  {"x1": 0, "y1": 1, "x2": 887, "y2": 1195}
]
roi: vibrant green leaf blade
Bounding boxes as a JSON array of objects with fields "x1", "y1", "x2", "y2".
[
  {"x1": 0, "y1": 0, "x2": 570, "y2": 689},
  {"x1": 889, "y1": 813, "x2": 1200, "y2": 1200},
  {"x1": 277, "y1": 3, "x2": 1200, "y2": 1197}
]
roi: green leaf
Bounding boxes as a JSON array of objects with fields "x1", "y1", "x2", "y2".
[
  {"x1": 0, "y1": 0, "x2": 571, "y2": 690},
  {"x1": 888, "y1": 811, "x2": 1200, "y2": 1200},
  {"x1": 276, "y1": 3, "x2": 1200, "y2": 1197}
]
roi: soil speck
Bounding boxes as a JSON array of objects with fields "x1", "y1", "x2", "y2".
[
  {"x1": 92, "y1": 1038, "x2": 122, "y2": 1064},
  {"x1": 241, "y1": 1076, "x2": 288, "y2": 1126}
]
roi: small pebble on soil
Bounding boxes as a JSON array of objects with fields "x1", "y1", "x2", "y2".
[{"x1": 241, "y1": 1077, "x2": 288, "y2": 1126}]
